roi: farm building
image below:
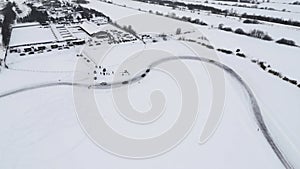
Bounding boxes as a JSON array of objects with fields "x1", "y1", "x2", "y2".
[{"x1": 80, "y1": 21, "x2": 105, "y2": 36}]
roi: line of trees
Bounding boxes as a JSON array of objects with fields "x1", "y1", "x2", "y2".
[
  {"x1": 240, "y1": 13, "x2": 300, "y2": 27},
  {"x1": 110, "y1": 21, "x2": 142, "y2": 43},
  {"x1": 233, "y1": 27, "x2": 273, "y2": 41},
  {"x1": 134, "y1": 0, "x2": 300, "y2": 27},
  {"x1": 254, "y1": 60, "x2": 299, "y2": 87},
  {"x1": 19, "y1": 4, "x2": 49, "y2": 24},
  {"x1": 72, "y1": 0, "x2": 90, "y2": 4},
  {"x1": 276, "y1": 38, "x2": 297, "y2": 46},
  {"x1": 218, "y1": 24, "x2": 299, "y2": 47},
  {"x1": 289, "y1": 1, "x2": 300, "y2": 5},
  {"x1": 19, "y1": 3, "x2": 110, "y2": 24},
  {"x1": 134, "y1": 0, "x2": 223, "y2": 14}
]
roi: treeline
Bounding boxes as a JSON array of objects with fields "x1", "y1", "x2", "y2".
[
  {"x1": 240, "y1": 13, "x2": 300, "y2": 27},
  {"x1": 134, "y1": 0, "x2": 300, "y2": 27},
  {"x1": 134, "y1": 0, "x2": 223, "y2": 14},
  {"x1": 214, "y1": 0, "x2": 257, "y2": 3},
  {"x1": 218, "y1": 24, "x2": 298, "y2": 47},
  {"x1": 1, "y1": 2, "x2": 16, "y2": 46},
  {"x1": 19, "y1": 4, "x2": 49, "y2": 23},
  {"x1": 19, "y1": 3, "x2": 110, "y2": 24},
  {"x1": 74, "y1": 5, "x2": 110, "y2": 20},
  {"x1": 179, "y1": 36, "x2": 299, "y2": 88},
  {"x1": 72, "y1": 0, "x2": 90, "y2": 4},
  {"x1": 289, "y1": 1, "x2": 300, "y2": 5},
  {"x1": 149, "y1": 11, "x2": 208, "y2": 26},
  {"x1": 110, "y1": 21, "x2": 141, "y2": 42},
  {"x1": 252, "y1": 59, "x2": 300, "y2": 88}
]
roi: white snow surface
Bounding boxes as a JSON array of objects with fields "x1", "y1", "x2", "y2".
[
  {"x1": 0, "y1": 41, "x2": 290, "y2": 169},
  {"x1": 10, "y1": 24, "x2": 57, "y2": 47},
  {"x1": 80, "y1": 21, "x2": 103, "y2": 35},
  {"x1": 0, "y1": 0, "x2": 299, "y2": 169}
]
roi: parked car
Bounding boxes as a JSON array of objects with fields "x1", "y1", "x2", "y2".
[
  {"x1": 10, "y1": 49, "x2": 18, "y2": 53},
  {"x1": 37, "y1": 46, "x2": 46, "y2": 50},
  {"x1": 51, "y1": 44, "x2": 59, "y2": 49},
  {"x1": 24, "y1": 48, "x2": 32, "y2": 52}
]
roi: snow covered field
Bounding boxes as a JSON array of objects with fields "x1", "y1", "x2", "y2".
[
  {"x1": 0, "y1": 38, "x2": 293, "y2": 169},
  {"x1": 174, "y1": 0, "x2": 300, "y2": 20},
  {"x1": 0, "y1": 0, "x2": 299, "y2": 169},
  {"x1": 181, "y1": 0, "x2": 299, "y2": 5},
  {"x1": 10, "y1": 24, "x2": 57, "y2": 47},
  {"x1": 84, "y1": 0, "x2": 300, "y2": 46},
  {"x1": 82, "y1": 0, "x2": 144, "y2": 20},
  {"x1": 84, "y1": 0, "x2": 300, "y2": 79},
  {"x1": 195, "y1": 3, "x2": 300, "y2": 21}
]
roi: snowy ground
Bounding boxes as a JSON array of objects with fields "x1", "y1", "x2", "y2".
[
  {"x1": 83, "y1": 0, "x2": 300, "y2": 79},
  {"x1": 10, "y1": 24, "x2": 57, "y2": 47},
  {"x1": 181, "y1": 0, "x2": 300, "y2": 5},
  {"x1": 173, "y1": 0, "x2": 300, "y2": 21},
  {"x1": 83, "y1": 0, "x2": 300, "y2": 46},
  {"x1": 0, "y1": 0, "x2": 299, "y2": 169},
  {"x1": 0, "y1": 38, "x2": 290, "y2": 169}
]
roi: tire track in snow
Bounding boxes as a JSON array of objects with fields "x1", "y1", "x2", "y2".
[{"x1": 0, "y1": 56, "x2": 292, "y2": 169}]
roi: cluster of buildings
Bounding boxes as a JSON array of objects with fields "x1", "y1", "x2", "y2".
[{"x1": 1, "y1": 0, "x2": 142, "y2": 68}]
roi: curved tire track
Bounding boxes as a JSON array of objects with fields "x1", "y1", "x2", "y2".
[{"x1": 0, "y1": 56, "x2": 292, "y2": 169}]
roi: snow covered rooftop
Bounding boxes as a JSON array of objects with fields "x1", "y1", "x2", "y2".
[
  {"x1": 9, "y1": 24, "x2": 57, "y2": 47},
  {"x1": 12, "y1": 22, "x2": 40, "y2": 29},
  {"x1": 79, "y1": 21, "x2": 103, "y2": 36}
]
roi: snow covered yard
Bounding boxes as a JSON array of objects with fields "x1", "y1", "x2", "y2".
[
  {"x1": 0, "y1": 0, "x2": 299, "y2": 168},
  {"x1": 103, "y1": 0, "x2": 300, "y2": 45},
  {"x1": 9, "y1": 23, "x2": 57, "y2": 47},
  {"x1": 0, "y1": 37, "x2": 290, "y2": 169},
  {"x1": 183, "y1": 1, "x2": 300, "y2": 21}
]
